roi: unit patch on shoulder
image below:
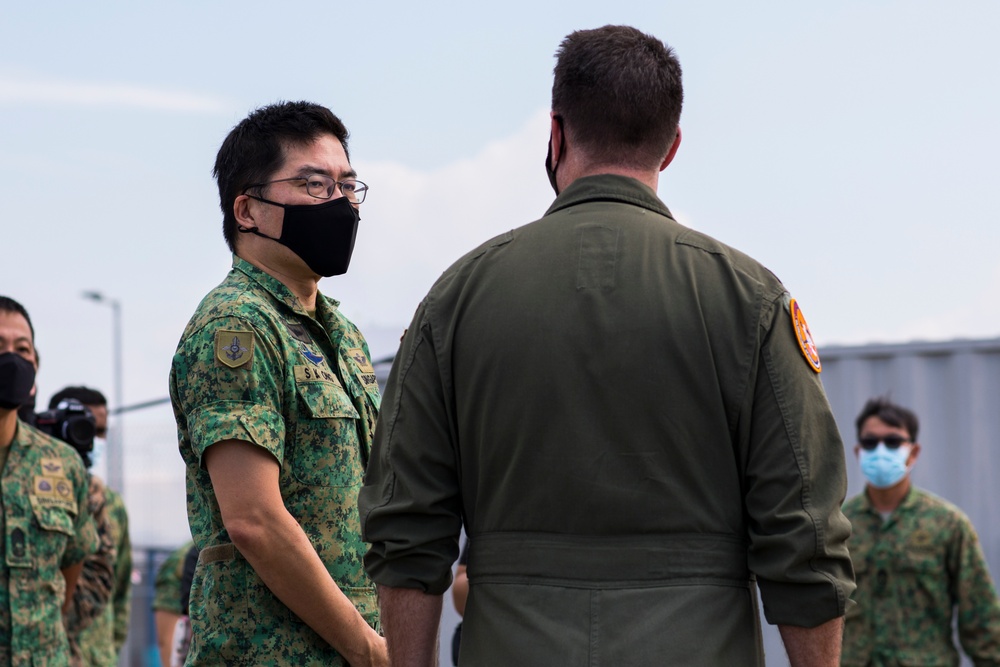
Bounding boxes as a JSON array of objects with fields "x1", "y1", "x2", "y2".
[
  {"x1": 215, "y1": 330, "x2": 254, "y2": 369},
  {"x1": 789, "y1": 298, "x2": 821, "y2": 373}
]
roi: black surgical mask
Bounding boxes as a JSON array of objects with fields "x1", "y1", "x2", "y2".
[
  {"x1": 241, "y1": 195, "x2": 360, "y2": 277},
  {"x1": 0, "y1": 352, "x2": 36, "y2": 411}
]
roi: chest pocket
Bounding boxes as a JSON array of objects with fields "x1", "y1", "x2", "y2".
[{"x1": 292, "y1": 368, "x2": 364, "y2": 487}]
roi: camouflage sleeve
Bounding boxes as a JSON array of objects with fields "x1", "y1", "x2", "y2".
[
  {"x1": 108, "y1": 490, "x2": 132, "y2": 650},
  {"x1": 951, "y1": 514, "x2": 1000, "y2": 662},
  {"x1": 172, "y1": 316, "x2": 286, "y2": 464},
  {"x1": 64, "y1": 476, "x2": 117, "y2": 635},
  {"x1": 153, "y1": 542, "x2": 193, "y2": 614},
  {"x1": 60, "y1": 457, "x2": 100, "y2": 568}
]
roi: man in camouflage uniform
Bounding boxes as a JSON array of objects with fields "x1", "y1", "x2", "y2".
[
  {"x1": 170, "y1": 101, "x2": 386, "y2": 666},
  {"x1": 0, "y1": 296, "x2": 100, "y2": 666},
  {"x1": 50, "y1": 386, "x2": 132, "y2": 667},
  {"x1": 842, "y1": 397, "x2": 1000, "y2": 666},
  {"x1": 153, "y1": 541, "x2": 194, "y2": 667}
]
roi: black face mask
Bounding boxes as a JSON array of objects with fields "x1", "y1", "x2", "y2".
[
  {"x1": 0, "y1": 352, "x2": 36, "y2": 411},
  {"x1": 240, "y1": 195, "x2": 360, "y2": 277},
  {"x1": 544, "y1": 115, "x2": 564, "y2": 196}
]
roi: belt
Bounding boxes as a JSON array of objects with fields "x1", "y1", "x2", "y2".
[{"x1": 469, "y1": 532, "x2": 750, "y2": 587}]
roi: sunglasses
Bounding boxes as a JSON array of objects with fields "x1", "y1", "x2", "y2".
[{"x1": 859, "y1": 435, "x2": 910, "y2": 451}]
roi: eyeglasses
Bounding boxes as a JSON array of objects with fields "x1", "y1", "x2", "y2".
[
  {"x1": 859, "y1": 435, "x2": 911, "y2": 451},
  {"x1": 245, "y1": 174, "x2": 368, "y2": 204}
]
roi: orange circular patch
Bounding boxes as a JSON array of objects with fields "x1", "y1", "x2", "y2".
[{"x1": 790, "y1": 298, "x2": 821, "y2": 373}]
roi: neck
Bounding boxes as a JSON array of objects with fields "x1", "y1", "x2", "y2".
[
  {"x1": 0, "y1": 408, "x2": 18, "y2": 448},
  {"x1": 561, "y1": 155, "x2": 661, "y2": 193},
  {"x1": 866, "y1": 476, "x2": 911, "y2": 513},
  {"x1": 236, "y1": 249, "x2": 319, "y2": 312}
]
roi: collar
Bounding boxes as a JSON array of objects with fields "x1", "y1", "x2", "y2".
[
  {"x1": 230, "y1": 255, "x2": 340, "y2": 318},
  {"x1": 544, "y1": 174, "x2": 674, "y2": 220},
  {"x1": 860, "y1": 483, "x2": 918, "y2": 518}
]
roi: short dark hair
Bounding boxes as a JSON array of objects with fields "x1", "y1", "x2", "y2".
[
  {"x1": 552, "y1": 25, "x2": 683, "y2": 170},
  {"x1": 49, "y1": 386, "x2": 107, "y2": 410},
  {"x1": 213, "y1": 101, "x2": 351, "y2": 252},
  {"x1": 855, "y1": 396, "x2": 920, "y2": 442},
  {"x1": 0, "y1": 296, "x2": 34, "y2": 341}
]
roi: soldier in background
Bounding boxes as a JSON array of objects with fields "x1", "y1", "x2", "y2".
[
  {"x1": 842, "y1": 397, "x2": 1000, "y2": 665},
  {"x1": 0, "y1": 296, "x2": 99, "y2": 666},
  {"x1": 50, "y1": 386, "x2": 132, "y2": 666},
  {"x1": 153, "y1": 542, "x2": 196, "y2": 667}
]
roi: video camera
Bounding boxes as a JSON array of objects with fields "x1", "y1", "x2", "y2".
[{"x1": 35, "y1": 398, "x2": 96, "y2": 464}]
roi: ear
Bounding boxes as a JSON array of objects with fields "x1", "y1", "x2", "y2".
[
  {"x1": 549, "y1": 112, "x2": 564, "y2": 165},
  {"x1": 853, "y1": 444, "x2": 861, "y2": 459},
  {"x1": 907, "y1": 443, "x2": 921, "y2": 467},
  {"x1": 659, "y1": 126, "x2": 682, "y2": 172},
  {"x1": 234, "y1": 194, "x2": 256, "y2": 231}
]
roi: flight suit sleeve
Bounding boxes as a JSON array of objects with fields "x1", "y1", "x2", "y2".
[
  {"x1": 171, "y1": 316, "x2": 286, "y2": 464},
  {"x1": 743, "y1": 293, "x2": 856, "y2": 627},
  {"x1": 952, "y1": 514, "x2": 1000, "y2": 662},
  {"x1": 359, "y1": 300, "x2": 463, "y2": 595}
]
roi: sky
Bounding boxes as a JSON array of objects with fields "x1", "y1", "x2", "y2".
[{"x1": 2, "y1": 2, "x2": 998, "y2": 544}]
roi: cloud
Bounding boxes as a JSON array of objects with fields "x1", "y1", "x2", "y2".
[{"x1": 0, "y1": 74, "x2": 232, "y2": 114}]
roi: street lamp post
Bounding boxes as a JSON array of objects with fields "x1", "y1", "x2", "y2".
[{"x1": 81, "y1": 290, "x2": 124, "y2": 493}]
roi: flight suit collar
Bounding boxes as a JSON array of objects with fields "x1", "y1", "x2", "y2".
[{"x1": 544, "y1": 174, "x2": 675, "y2": 220}]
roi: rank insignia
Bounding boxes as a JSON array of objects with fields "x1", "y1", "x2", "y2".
[
  {"x1": 789, "y1": 298, "x2": 821, "y2": 373},
  {"x1": 283, "y1": 318, "x2": 312, "y2": 344},
  {"x1": 215, "y1": 330, "x2": 254, "y2": 368},
  {"x1": 348, "y1": 348, "x2": 375, "y2": 373}
]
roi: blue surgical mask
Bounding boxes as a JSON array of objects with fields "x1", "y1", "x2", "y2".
[
  {"x1": 90, "y1": 436, "x2": 107, "y2": 473},
  {"x1": 859, "y1": 443, "x2": 912, "y2": 489}
]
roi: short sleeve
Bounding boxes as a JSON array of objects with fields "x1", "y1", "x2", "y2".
[{"x1": 171, "y1": 316, "x2": 286, "y2": 463}]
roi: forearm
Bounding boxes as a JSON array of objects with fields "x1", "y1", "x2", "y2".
[
  {"x1": 379, "y1": 585, "x2": 443, "y2": 667},
  {"x1": 154, "y1": 611, "x2": 181, "y2": 667},
  {"x1": 60, "y1": 562, "x2": 84, "y2": 613},
  {"x1": 779, "y1": 617, "x2": 844, "y2": 667},
  {"x1": 232, "y1": 508, "x2": 383, "y2": 666}
]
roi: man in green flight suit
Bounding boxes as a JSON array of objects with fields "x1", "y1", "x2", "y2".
[
  {"x1": 0, "y1": 296, "x2": 100, "y2": 667},
  {"x1": 170, "y1": 102, "x2": 386, "y2": 666},
  {"x1": 360, "y1": 26, "x2": 855, "y2": 667},
  {"x1": 842, "y1": 397, "x2": 1000, "y2": 666}
]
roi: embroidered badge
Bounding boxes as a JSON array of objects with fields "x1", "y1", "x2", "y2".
[
  {"x1": 40, "y1": 458, "x2": 65, "y2": 477},
  {"x1": 32, "y1": 475, "x2": 76, "y2": 511},
  {"x1": 300, "y1": 343, "x2": 324, "y2": 366},
  {"x1": 789, "y1": 298, "x2": 822, "y2": 373},
  {"x1": 282, "y1": 318, "x2": 312, "y2": 344},
  {"x1": 347, "y1": 348, "x2": 375, "y2": 373},
  {"x1": 215, "y1": 330, "x2": 254, "y2": 369},
  {"x1": 293, "y1": 364, "x2": 342, "y2": 387}
]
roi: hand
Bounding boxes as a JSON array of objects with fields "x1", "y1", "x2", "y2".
[{"x1": 364, "y1": 632, "x2": 388, "y2": 667}]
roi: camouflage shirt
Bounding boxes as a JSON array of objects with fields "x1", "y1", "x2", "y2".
[
  {"x1": 170, "y1": 256, "x2": 380, "y2": 666},
  {"x1": 842, "y1": 486, "x2": 1000, "y2": 666},
  {"x1": 152, "y1": 541, "x2": 194, "y2": 615},
  {"x1": 0, "y1": 420, "x2": 100, "y2": 667},
  {"x1": 64, "y1": 479, "x2": 131, "y2": 667}
]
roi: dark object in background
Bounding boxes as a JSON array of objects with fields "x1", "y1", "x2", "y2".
[{"x1": 35, "y1": 398, "x2": 96, "y2": 464}]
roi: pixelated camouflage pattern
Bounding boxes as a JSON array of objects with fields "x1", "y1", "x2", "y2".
[
  {"x1": 169, "y1": 256, "x2": 380, "y2": 666},
  {"x1": 153, "y1": 541, "x2": 193, "y2": 614},
  {"x1": 65, "y1": 480, "x2": 131, "y2": 666},
  {"x1": 842, "y1": 486, "x2": 1000, "y2": 666},
  {"x1": 0, "y1": 420, "x2": 99, "y2": 667}
]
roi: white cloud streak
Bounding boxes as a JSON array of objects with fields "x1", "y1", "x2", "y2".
[{"x1": 0, "y1": 75, "x2": 231, "y2": 113}]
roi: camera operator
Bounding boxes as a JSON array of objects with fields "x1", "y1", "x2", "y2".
[
  {"x1": 45, "y1": 387, "x2": 132, "y2": 667},
  {"x1": 0, "y1": 296, "x2": 100, "y2": 665}
]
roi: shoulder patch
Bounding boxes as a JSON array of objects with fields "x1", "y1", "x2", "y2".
[
  {"x1": 215, "y1": 329, "x2": 255, "y2": 368},
  {"x1": 789, "y1": 298, "x2": 822, "y2": 373},
  {"x1": 40, "y1": 458, "x2": 66, "y2": 477}
]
